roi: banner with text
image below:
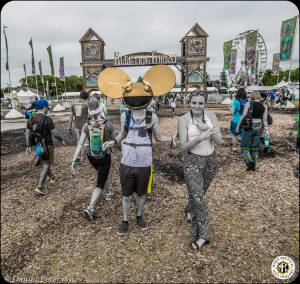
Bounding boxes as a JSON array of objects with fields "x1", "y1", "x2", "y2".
[{"x1": 223, "y1": 40, "x2": 232, "y2": 70}]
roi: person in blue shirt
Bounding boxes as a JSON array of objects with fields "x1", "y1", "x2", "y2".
[{"x1": 230, "y1": 88, "x2": 247, "y2": 152}]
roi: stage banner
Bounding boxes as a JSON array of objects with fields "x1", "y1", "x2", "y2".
[
  {"x1": 280, "y1": 17, "x2": 297, "y2": 61},
  {"x1": 272, "y1": 53, "x2": 280, "y2": 74},
  {"x1": 29, "y1": 38, "x2": 36, "y2": 74},
  {"x1": 47, "y1": 45, "x2": 55, "y2": 75},
  {"x1": 223, "y1": 40, "x2": 232, "y2": 70},
  {"x1": 245, "y1": 31, "x2": 257, "y2": 67},
  {"x1": 229, "y1": 49, "x2": 237, "y2": 75},
  {"x1": 59, "y1": 57, "x2": 65, "y2": 80}
]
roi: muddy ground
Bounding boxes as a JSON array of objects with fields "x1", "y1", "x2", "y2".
[{"x1": 1, "y1": 107, "x2": 299, "y2": 283}]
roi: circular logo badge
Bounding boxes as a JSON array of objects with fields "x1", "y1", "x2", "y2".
[{"x1": 271, "y1": 256, "x2": 295, "y2": 280}]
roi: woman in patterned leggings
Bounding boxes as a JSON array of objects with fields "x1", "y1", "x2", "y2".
[{"x1": 177, "y1": 90, "x2": 222, "y2": 250}]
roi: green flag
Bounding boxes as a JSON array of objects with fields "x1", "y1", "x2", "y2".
[
  {"x1": 38, "y1": 61, "x2": 44, "y2": 83},
  {"x1": 3, "y1": 27, "x2": 9, "y2": 71},
  {"x1": 280, "y1": 17, "x2": 297, "y2": 61},
  {"x1": 23, "y1": 64, "x2": 27, "y2": 77},
  {"x1": 29, "y1": 38, "x2": 36, "y2": 74},
  {"x1": 47, "y1": 45, "x2": 55, "y2": 75},
  {"x1": 223, "y1": 40, "x2": 232, "y2": 70}
]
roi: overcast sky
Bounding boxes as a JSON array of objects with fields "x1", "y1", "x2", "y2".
[{"x1": 1, "y1": 1, "x2": 299, "y2": 88}]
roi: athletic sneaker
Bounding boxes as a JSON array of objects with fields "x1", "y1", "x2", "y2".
[
  {"x1": 136, "y1": 216, "x2": 148, "y2": 231},
  {"x1": 35, "y1": 186, "x2": 46, "y2": 195},
  {"x1": 117, "y1": 221, "x2": 129, "y2": 236},
  {"x1": 83, "y1": 207, "x2": 94, "y2": 221}
]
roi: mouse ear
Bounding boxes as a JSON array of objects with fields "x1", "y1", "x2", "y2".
[
  {"x1": 143, "y1": 65, "x2": 176, "y2": 96},
  {"x1": 98, "y1": 68, "x2": 131, "y2": 99}
]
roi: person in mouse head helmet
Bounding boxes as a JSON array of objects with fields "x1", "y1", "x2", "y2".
[{"x1": 99, "y1": 65, "x2": 176, "y2": 236}]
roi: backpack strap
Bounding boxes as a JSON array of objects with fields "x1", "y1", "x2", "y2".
[
  {"x1": 124, "y1": 109, "x2": 132, "y2": 135},
  {"x1": 146, "y1": 110, "x2": 153, "y2": 145}
]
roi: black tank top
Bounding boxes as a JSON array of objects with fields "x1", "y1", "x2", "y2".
[{"x1": 252, "y1": 101, "x2": 265, "y2": 119}]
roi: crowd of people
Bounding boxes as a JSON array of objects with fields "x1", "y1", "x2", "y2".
[{"x1": 23, "y1": 79, "x2": 298, "y2": 251}]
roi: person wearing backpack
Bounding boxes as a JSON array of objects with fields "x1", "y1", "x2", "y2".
[
  {"x1": 236, "y1": 91, "x2": 268, "y2": 171},
  {"x1": 25, "y1": 99, "x2": 65, "y2": 195},
  {"x1": 97, "y1": 65, "x2": 176, "y2": 236},
  {"x1": 70, "y1": 99, "x2": 115, "y2": 221},
  {"x1": 229, "y1": 88, "x2": 247, "y2": 152},
  {"x1": 68, "y1": 90, "x2": 89, "y2": 162}
]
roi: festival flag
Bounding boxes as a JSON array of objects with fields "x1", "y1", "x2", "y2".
[
  {"x1": 272, "y1": 53, "x2": 280, "y2": 74},
  {"x1": 229, "y1": 49, "x2": 237, "y2": 75},
  {"x1": 29, "y1": 38, "x2": 36, "y2": 74},
  {"x1": 59, "y1": 57, "x2": 65, "y2": 80},
  {"x1": 245, "y1": 31, "x2": 257, "y2": 68},
  {"x1": 223, "y1": 40, "x2": 232, "y2": 70},
  {"x1": 23, "y1": 64, "x2": 27, "y2": 77},
  {"x1": 47, "y1": 45, "x2": 55, "y2": 75},
  {"x1": 280, "y1": 17, "x2": 297, "y2": 61},
  {"x1": 38, "y1": 60, "x2": 44, "y2": 83},
  {"x1": 3, "y1": 27, "x2": 9, "y2": 71}
]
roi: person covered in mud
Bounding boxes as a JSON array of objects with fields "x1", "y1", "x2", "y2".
[
  {"x1": 68, "y1": 90, "x2": 89, "y2": 162},
  {"x1": 25, "y1": 99, "x2": 65, "y2": 195},
  {"x1": 177, "y1": 90, "x2": 222, "y2": 251},
  {"x1": 236, "y1": 91, "x2": 268, "y2": 171},
  {"x1": 97, "y1": 65, "x2": 176, "y2": 236},
  {"x1": 71, "y1": 99, "x2": 115, "y2": 220}
]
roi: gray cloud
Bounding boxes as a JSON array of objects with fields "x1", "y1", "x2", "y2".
[{"x1": 1, "y1": 1, "x2": 299, "y2": 88}]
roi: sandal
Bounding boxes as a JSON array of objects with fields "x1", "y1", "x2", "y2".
[{"x1": 191, "y1": 239, "x2": 210, "y2": 250}]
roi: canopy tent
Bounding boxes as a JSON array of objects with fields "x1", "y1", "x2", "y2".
[
  {"x1": 228, "y1": 87, "x2": 238, "y2": 92},
  {"x1": 17, "y1": 89, "x2": 39, "y2": 104},
  {"x1": 4, "y1": 109, "x2": 24, "y2": 119},
  {"x1": 221, "y1": 98, "x2": 232, "y2": 105},
  {"x1": 52, "y1": 103, "x2": 66, "y2": 112},
  {"x1": 273, "y1": 80, "x2": 288, "y2": 89}
]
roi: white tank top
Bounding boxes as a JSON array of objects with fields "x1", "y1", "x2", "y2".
[{"x1": 187, "y1": 114, "x2": 214, "y2": 156}]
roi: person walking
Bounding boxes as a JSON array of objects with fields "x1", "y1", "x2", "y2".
[
  {"x1": 177, "y1": 90, "x2": 222, "y2": 250},
  {"x1": 236, "y1": 91, "x2": 268, "y2": 171}
]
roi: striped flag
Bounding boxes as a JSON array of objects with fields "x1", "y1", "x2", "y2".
[
  {"x1": 47, "y1": 45, "x2": 55, "y2": 75},
  {"x1": 29, "y1": 38, "x2": 36, "y2": 74},
  {"x1": 59, "y1": 57, "x2": 65, "y2": 80},
  {"x1": 3, "y1": 27, "x2": 9, "y2": 71},
  {"x1": 38, "y1": 61, "x2": 44, "y2": 83}
]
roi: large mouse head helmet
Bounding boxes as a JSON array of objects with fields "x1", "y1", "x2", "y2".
[{"x1": 98, "y1": 65, "x2": 176, "y2": 109}]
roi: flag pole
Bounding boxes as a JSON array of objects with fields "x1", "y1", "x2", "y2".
[
  {"x1": 35, "y1": 75, "x2": 39, "y2": 95},
  {"x1": 288, "y1": 15, "x2": 299, "y2": 83},
  {"x1": 3, "y1": 25, "x2": 12, "y2": 92}
]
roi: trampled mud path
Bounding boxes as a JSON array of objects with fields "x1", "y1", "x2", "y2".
[{"x1": 1, "y1": 108, "x2": 299, "y2": 283}]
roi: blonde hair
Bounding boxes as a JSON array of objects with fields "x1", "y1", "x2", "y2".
[{"x1": 250, "y1": 91, "x2": 261, "y2": 100}]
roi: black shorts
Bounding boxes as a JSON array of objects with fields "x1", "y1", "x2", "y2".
[
  {"x1": 87, "y1": 154, "x2": 111, "y2": 189},
  {"x1": 119, "y1": 163, "x2": 151, "y2": 197}
]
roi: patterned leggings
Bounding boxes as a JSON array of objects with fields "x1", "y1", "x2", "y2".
[{"x1": 183, "y1": 152, "x2": 218, "y2": 240}]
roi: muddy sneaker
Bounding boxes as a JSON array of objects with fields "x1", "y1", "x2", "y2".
[
  {"x1": 117, "y1": 221, "x2": 129, "y2": 236},
  {"x1": 136, "y1": 216, "x2": 148, "y2": 231},
  {"x1": 83, "y1": 207, "x2": 94, "y2": 221},
  {"x1": 105, "y1": 193, "x2": 113, "y2": 201},
  {"x1": 35, "y1": 186, "x2": 46, "y2": 195},
  {"x1": 49, "y1": 178, "x2": 56, "y2": 185}
]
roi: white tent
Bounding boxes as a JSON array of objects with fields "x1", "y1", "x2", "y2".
[
  {"x1": 17, "y1": 89, "x2": 39, "y2": 104},
  {"x1": 52, "y1": 103, "x2": 66, "y2": 112},
  {"x1": 228, "y1": 87, "x2": 238, "y2": 92},
  {"x1": 277, "y1": 100, "x2": 296, "y2": 109},
  {"x1": 273, "y1": 80, "x2": 288, "y2": 89},
  {"x1": 221, "y1": 98, "x2": 232, "y2": 105},
  {"x1": 4, "y1": 109, "x2": 24, "y2": 119}
]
